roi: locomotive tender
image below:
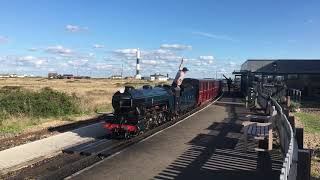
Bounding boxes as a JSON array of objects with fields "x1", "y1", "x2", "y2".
[{"x1": 103, "y1": 78, "x2": 221, "y2": 138}]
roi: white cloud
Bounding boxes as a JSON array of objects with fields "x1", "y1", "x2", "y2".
[
  {"x1": 192, "y1": 31, "x2": 237, "y2": 42},
  {"x1": 93, "y1": 44, "x2": 104, "y2": 49},
  {"x1": 45, "y1": 45, "x2": 73, "y2": 56},
  {"x1": 18, "y1": 55, "x2": 35, "y2": 61},
  {"x1": 113, "y1": 48, "x2": 138, "y2": 58},
  {"x1": 28, "y1": 48, "x2": 38, "y2": 51},
  {"x1": 67, "y1": 59, "x2": 89, "y2": 67},
  {"x1": 59, "y1": 63, "x2": 69, "y2": 68},
  {"x1": 17, "y1": 56, "x2": 47, "y2": 67},
  {"x1": 65, "y1": 24, "x2": 88, "y2": 32},
  {"x1": 141, "y1": 60, "x2": 157, "y2": 65},
  {"x1": 0, "y1": 36, "x2": 8, "y2": 44},
  {"x1": 115, "y1": 48, "x2": 137, "y2": 54},
  {"x1": 227, "y1": 61, "x2": 240, "y2": 69},
  {"x1": 199, "y1": 56, "x2": 214, "y2": 64},
  {"x1": 199, "y1": 56, "x2": 214, "y2": 61},
  {"x1": 142, "y1": 49, "x2": 182, "y2": 62},
  {"x1": 95, "y1": 63, "x2": 114, "y2": 70},
  {"x1": 88, "y1": 53, "x2": 95, "y2": 57},
  {"x1": 160, "y1": 44, "x2": 192, "y2": 51},
  {"x1": 217, "y1": 68, "x2": 227, "y2": 73}
]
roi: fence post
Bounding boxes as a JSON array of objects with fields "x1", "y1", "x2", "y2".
[
  {"x1": 295, "y1": 128, "x2": 304, "y2": 149},
  {"x1": 299, "y1": 91, "x2": 302, "y2": 102},
  {"x1": 283, "y1": 109, "x2": 289, "y2": 117},
  {"x1": 245, "y1": 96, "x2": 248, "y2": 108},
  {"x1": 255, "y1": 92, "x2": 258, "y2": 107},
  {"x1": 288, "y1": 116, "x2": 295, "y2": 133},
  {"x1": 286, "y1": 96, "x2": 291, "y2": 108},
  {"x1": 297, "y1": 149, "x2": 311, "y2": 180}
]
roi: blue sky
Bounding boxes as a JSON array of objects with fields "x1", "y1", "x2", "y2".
[{"x1": 0, "y1": 0, "x2": 319, "y2": 78}]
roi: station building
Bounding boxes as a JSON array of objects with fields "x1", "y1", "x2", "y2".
[{"x1": 234, "y1": 59, "x2": 320, "y2": 98}]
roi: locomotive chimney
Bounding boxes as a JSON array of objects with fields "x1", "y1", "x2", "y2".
[{"x1": 135, "y1": 48, "x2": 141, "y2": 79}]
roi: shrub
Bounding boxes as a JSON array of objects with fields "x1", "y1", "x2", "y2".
[
  {"x1": 289, "y1": 101, "x2": 301, "y2": 112},
  {"x1": 0, "y1": 87, "x2": 81, "y2": 119}
]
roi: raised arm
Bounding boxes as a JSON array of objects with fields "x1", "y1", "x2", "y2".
[{"x1": 179, "y1": 58, "x2": 184, "y2": 70}]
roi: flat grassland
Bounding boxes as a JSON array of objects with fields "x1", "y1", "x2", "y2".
[{"x1": 0, "y1": 77, "x2": 166, "y2": 134}]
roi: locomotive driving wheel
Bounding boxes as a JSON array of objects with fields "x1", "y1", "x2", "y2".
[
  {"x1": 124, "y1": 132, "x2": 130, "y2": 139},
  {"x1": 144, "y1": 113, "x2": 153, "y2": 130}
]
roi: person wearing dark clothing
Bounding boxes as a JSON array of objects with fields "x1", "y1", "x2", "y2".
[{"x1": 227, "y1": 78, "x2": 232, "y2": 93}]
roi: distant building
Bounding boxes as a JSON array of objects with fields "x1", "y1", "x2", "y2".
[
  {"x1": 48, "y1": 72, "x2": 58, "y2": 79},
  {"x1": 9, "y1": 74, "x2": 17, "y2": 78},
  {"x1": 142, "y1": 76, "x2": 155, "y2": 81},
  {"x1": 234, "y1": 59, "x2": 320, "y2": 97},
  {"x1": 63, "y1": 74, "x2": 74, "y2": 79},
  {"x1": 17, "y1": 75, "x2": 27, "y2": 78},
  {"x1": 110, "y1": 75, "x2": 122, "y2": 79},
  {"x1": 150, "y1": 73, "x2": 168, "y2": 82}
]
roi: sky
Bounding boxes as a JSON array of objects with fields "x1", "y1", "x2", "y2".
[{"x1": 0, "y1": 0, "x2": 319, "y2": 78}]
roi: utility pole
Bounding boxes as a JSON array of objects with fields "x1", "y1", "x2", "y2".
[{"x1": 121, "y1": 63, "x2": 123, "y2": 78}]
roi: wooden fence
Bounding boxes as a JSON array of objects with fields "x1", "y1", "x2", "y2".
[{"x1": 255, "y1": 83, "x2": 298, "y2": 180}]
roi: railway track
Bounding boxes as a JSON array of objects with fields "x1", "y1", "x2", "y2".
[{"x1": 3, "y1": 94, "x2": 223, "y2": 180}]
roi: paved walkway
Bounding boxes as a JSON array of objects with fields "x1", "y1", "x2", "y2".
[
  {"x1": 70, "y1": 94, "x2": 283, "y2": 180},
  {"x1": 0, "y1": 122, "x2": 108, "y2": 174}
]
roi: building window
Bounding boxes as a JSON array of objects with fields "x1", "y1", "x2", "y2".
[
  {"x1": 288, "y1": 74, "x2": 298, "y2": 80},
  {"x1": 276, "y1": 76, "x2": 284, "y2": 81}
]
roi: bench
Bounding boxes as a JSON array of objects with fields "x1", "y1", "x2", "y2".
[
  {"x1": 243, "y1": 121, "x2": 273, "y2": 151},
  {"x1": 242, "y1": 106, "x2": 277, "y2": 152}
]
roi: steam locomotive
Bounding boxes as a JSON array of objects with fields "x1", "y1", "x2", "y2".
[{"x1": 103, "y1": 78, "x2": 221, "y2": 138}]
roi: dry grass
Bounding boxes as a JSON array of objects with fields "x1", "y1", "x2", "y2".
[{"x1": 0, "y1": 77, "x2": 166, "y2": 134}]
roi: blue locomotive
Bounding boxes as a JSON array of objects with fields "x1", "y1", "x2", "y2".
[{"x1": 103, "y1": 78, "x2": 221, "y2": 138}]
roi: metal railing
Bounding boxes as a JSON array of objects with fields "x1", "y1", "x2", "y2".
[
  {"x1": 287, "y1": 88, "x2": 302, "y2": 102},
  {"x1": 255, "y1": 83, "x2": 298, "y2": 180}
]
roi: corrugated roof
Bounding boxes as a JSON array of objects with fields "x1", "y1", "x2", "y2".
[{"x1": 241, "y1": 59, "x2": 320, "y2": 74}]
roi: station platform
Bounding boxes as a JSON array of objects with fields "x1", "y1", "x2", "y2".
[
  {"x1": 0, "y1": 122, "x2": 108, "y2": 174},
  {"x1": 70, "y1": 94, "x2": 283, "y2": 180}
]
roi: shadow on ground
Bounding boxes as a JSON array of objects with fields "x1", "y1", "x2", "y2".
[{"x1": 154, "y1": 92, "x2": 283, "y2": 180}]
